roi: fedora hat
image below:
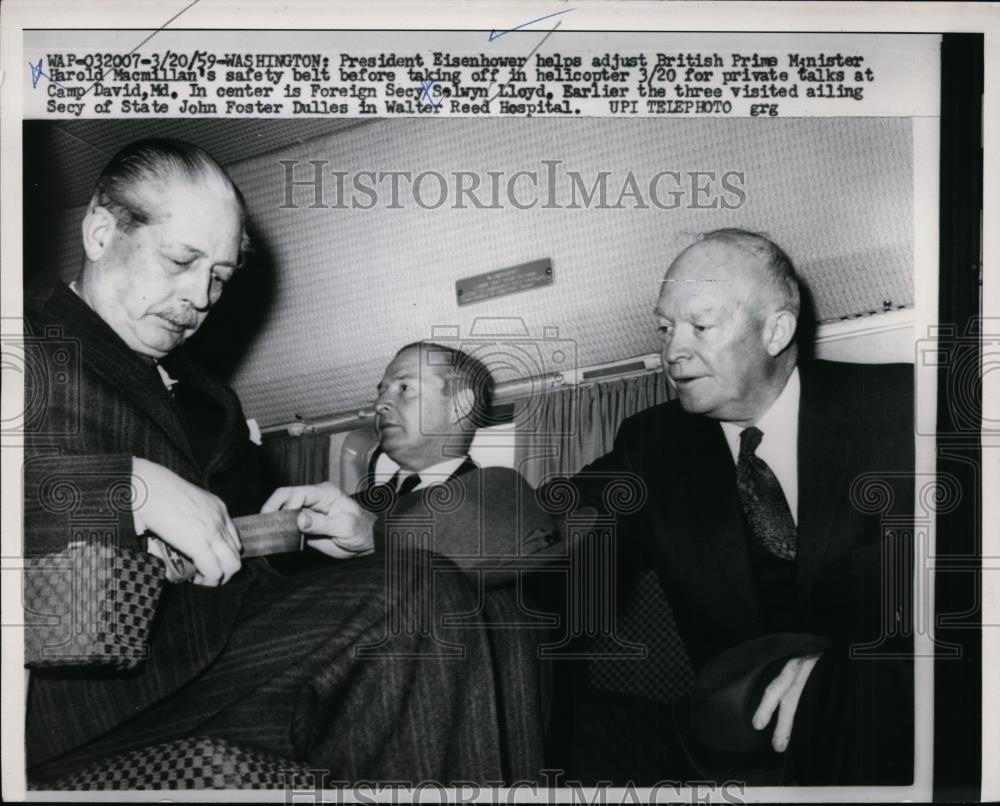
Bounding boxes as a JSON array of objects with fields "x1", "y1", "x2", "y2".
[{"x1": 672, "y1": 633, "x2": 830, "y2": 784}]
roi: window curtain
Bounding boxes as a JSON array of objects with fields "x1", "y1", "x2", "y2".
[
  {"x1": 260, "y1": 433, "x2": 331, "y2": 487},
  {"x1": 512, "y1": 371, "x2": 674, "y2": 488}
]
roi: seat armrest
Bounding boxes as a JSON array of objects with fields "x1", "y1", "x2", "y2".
[{"x1": 24, "y1": 542, "x2": 165, "y2": 670}]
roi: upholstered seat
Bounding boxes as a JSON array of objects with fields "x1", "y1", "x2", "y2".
[
  {"x1": 23, "y1": 504, "x2": 550, "y2": 788},
  {"x1": 23, "y1": 543, "x2": 311, "y2": 790},
  {"x1": 33, "y1": 735, "x2": 316, "y2": 791},
  {"x1": 338, "y1": 425, "x2": 696, "y2": 707}
]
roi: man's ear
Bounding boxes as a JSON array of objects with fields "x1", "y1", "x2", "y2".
[
  {"x1": 81, "y1": 205, "x2": 118, "y2": 262},
  {"x1": 451, "y1": 388, "x2": 476, "y2": 426},
  {"x1": 764, "y1": 310, "x2": 798, "y2": 356}
]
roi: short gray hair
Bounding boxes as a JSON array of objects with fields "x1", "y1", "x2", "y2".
[{"x1": 697, "y1": 228, "x2": 800, "y2": 316}]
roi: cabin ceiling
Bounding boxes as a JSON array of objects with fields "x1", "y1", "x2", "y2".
[
  {"x1": 25, "y1": 117, "x2": 914, "y2": 428},
  {"x1": 24, "y1": 118, "x2": 373, "y2": 211}
]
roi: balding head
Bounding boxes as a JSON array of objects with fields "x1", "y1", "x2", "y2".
[
  {"x1": 77, "y1": 139, "x2": 247, "y2": 358},
  {"x1": 655, "y1": 229, "x2": 800, "y2": 426},
  {"x1": 87, "y1": 137, "x2": 251, "y2": 261},
  {"x1": 374, "y1": 342, "x2": 494, "y2": 472},
  {"x1": 673, "y1": 229, "x2": 800, "y2": 319}
]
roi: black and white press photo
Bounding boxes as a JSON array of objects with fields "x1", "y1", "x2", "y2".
[{"x1": 0, "y1": 3, "x2": 993, "y2": 803}]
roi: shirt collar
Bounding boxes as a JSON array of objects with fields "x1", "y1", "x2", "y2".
[
  {"x1": 373, "y1": 452, "x2": 469, "y2": 491},
  {"x1": 720, "y1": 367, "x2": 800, "y2": 461}
]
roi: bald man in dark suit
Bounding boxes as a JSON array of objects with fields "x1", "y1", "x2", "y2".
[{"x1": 563, "y1": 230, "x2": 913, "y2": 786}]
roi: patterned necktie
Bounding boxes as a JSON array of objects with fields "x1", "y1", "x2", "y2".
[
  {"x1": 394, "y1": 471, "x2": 422, "y2": 497},
  {"x1": 736, "y1": 426, "x2": 797, "y2": 561}
]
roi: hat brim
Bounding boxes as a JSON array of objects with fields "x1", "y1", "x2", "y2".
[{"x1": 671, "y1": 632, "x2": 831, "y2": 785}]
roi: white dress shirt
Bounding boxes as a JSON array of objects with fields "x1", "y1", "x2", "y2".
[
  {"x1": 372, "y1": 452, "x2": 469, "y2": 492},
  {"x1": 719, "y1": 368, "x2": 800, "y2": 525}
]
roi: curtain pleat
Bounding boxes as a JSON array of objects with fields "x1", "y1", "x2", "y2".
[
  {"x1": 513, "y1": 371, "x2": 674, "y2": 488},
  {"x1": 260, "y1": 433, "x2": 331, "y2": 487},
  {"x1": 261, "y1": 371, "x2": 670, "y2": 491}
]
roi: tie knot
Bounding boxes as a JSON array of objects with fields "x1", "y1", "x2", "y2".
[
  {"x1": 739, "y1": 426, "x2": 763, "y2": 458},
  {"x1": 394, "y1": 471, "x2": 422, "y2": 497}
]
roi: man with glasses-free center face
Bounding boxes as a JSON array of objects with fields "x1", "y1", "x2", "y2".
[
  {"x1": 374, "y1": 343, "x2": 482, "y2": 482},
  {"x1": 263, "y1": 341, "x2": 495, "y2": 559}
]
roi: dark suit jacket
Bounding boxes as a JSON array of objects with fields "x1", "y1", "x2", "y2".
[
  {"x1": 269, "y1": 452, "x2": 483, "y2": 575},
  {"x1": 570, "y1": 360, "x2": 914, "y2": 784},
  {"x1": 24, "y1": 278, "x2": 270, "y2": 767},
  {"x1": 364, "y1": 464, "x2": 560, "y2": 585},
  {"x1": 296, "y1": 449, "x2": 554, "y2": 586}
]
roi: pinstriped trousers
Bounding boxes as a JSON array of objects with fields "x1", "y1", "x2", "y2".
[{"x1": 30, "y1": 550, "x2": 520, "y2": 785}]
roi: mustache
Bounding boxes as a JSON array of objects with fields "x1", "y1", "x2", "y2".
[{"x1": 153, "y1": 305, "x2": 199, "y2": 329}]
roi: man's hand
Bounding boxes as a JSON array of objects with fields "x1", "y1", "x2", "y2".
[
  {"x1": 752, "y1": 652, "x2": 822, "y2": 752},
  {"x1": 132, "y1": 457, "x2": 242, "y2": 587},
  {"x1": 262, "y1": 482, "x2": 376, "y2": 559}
]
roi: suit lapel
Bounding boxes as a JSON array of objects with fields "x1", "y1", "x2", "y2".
[
  {"x1": 161, "y1": 350, "x2": 246, "y2": 476},
  {"x1": 364, "y1": 450, "x2": 479, "y2": 489},
  {"x1": 665, "y1": 411, "x2": 762, "y2": 617},
  {"x1": 796, "y1": 364, "x2": 854, "y2": 605},
  {"x1": 357, "y1": 451, "x2": 477, "y2": 510},
  {"x1": 40, "y1": 281, "x2": 200, "y2": 469},
  {"x1": 450, "y1": 455, "x2": 479, "y2": 481}
]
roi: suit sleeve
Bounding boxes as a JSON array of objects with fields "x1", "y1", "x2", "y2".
[
  {"x1": 22, "y1": 450, "x2": 172, "y2": 669},
  {"x1": 370, "y1": 467, "x2": 560, "y2": 588},
  {"x1": 16, "y1": 327, "x2": 183, "y2": 667},
  {"x1": 23, "y1": 453, "x2": 144, "y2": 557},
  {"x1": 536, "y1": 414, "x2": 653, "y2": 582}
]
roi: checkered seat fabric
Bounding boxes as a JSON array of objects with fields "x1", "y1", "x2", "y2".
[
  {"x1": 24, "y1": 542, "x2": 165, "y2": 670},
  {"x1": 586, "y1": 569, "x2": 695, "y2": 705},
  {"x1": 22, "y1": 546, "x2": 318, "y2": 791},
  {"x1": 33, "y1": 736, "x2": 317, "y2": 790}
]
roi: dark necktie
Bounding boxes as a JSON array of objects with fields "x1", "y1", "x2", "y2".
[
  {"x1": 355, "y1": 470, "x2": 421, "y2": 513},
  {"x1": 736, "y1": 426, "x2": 797, "y2": 561},
  {"x1": 394, "y1": 471, "x2": 422, "y2": 497}
]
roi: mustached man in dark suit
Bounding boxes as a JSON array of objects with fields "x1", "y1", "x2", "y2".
[
  {"x1": 566, "y1": 229, "x2": 914, "y2": 786},
  {"x1": 23, "y1": 138, "x2": 516, "y2": 786}
]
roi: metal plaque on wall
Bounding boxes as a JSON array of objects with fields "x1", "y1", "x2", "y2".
[{"x1": 455, "y1": 258, "x2": 552, "y2": 306}]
